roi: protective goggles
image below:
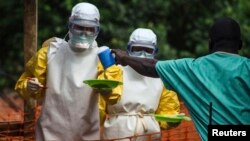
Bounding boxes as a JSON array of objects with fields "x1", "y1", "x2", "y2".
[
  {"x1": 127, "y1": 41, "x2": 158, "y2": 55},
  {"x1": 69, "y1": 16, "x2": 100, "y2": 27},
  {"x1": 68, "y1": 22, "x2": 99, "y2": 37}
]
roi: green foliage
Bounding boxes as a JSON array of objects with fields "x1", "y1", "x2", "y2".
[
  {"x1": 0, "y1": 1, "x2": 23, "y2": 89},
  {"x1": 1, "y1": 0, "x2": 250, "y2": 90}
]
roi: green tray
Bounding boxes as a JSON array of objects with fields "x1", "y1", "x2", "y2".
[
  {"x1": 83, "y1": 79, "x2": 123, "y2": 90},
  {"x1": 154, "y1": 114, "x2": 191, "y2": 123}
]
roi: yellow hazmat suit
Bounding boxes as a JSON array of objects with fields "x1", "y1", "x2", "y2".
[
  {"x1": 15, "y1": 37, "x2": 121, "y2": 141},
  {"x1": 99, "y1": 64, "x2": 180, "y2": 141}
]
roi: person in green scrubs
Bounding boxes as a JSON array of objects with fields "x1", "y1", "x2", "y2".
[{"x1": 111, "y1": 17, "x2": 250, "y2": 141}]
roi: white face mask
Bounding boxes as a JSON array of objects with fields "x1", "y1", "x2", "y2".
[{"x1": 68, "y1": 31, "x2": 96, "y2": 51}]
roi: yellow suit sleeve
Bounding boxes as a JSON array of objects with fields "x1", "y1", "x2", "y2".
[
  {"x1": 155, "y1": 87, "x2": 180, "y2": 130},
  {"x1": 97, "y1": 63, "x2": 123, "y2": 126},
  {"x1": 99, "y1": 95, "x2": 106, "y2": 126},
  {"x1": 14, "y1": 39, "x2": 51, "y2": 100},
  {"x1": 97, "y1": 63, "x2": 123, "y2": 105}
]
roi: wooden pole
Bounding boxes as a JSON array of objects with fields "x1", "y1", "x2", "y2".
[
  {"x1": 24, "y1": 0, "x2": 37, "y2": 63},
  {"x1": 24, "y1": 0, "x2": 38, "y2": 140}
]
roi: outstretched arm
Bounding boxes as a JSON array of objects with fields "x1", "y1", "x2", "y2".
[{"x1": 112, "y1": 49, "x2": 159, "y2": 78}]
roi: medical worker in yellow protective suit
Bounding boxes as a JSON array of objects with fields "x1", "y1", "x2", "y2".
[
  {"x1": 99, "y1": 28, "x2": 180, "y2": 141},
  {"x1": 15, "y1": 2, "x2": 121, "y2": 141}
]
